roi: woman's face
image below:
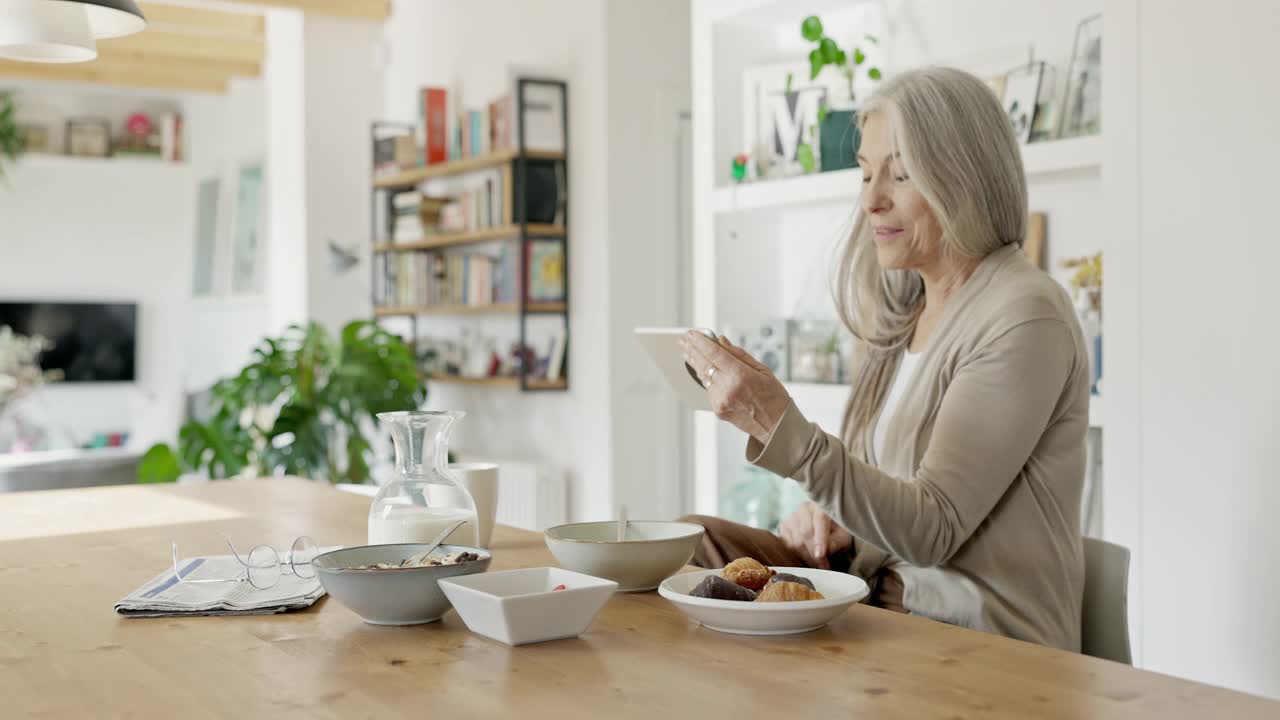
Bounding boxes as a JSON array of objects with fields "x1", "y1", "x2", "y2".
[{"x1": 858, "y1": 112, "x2": 943, "y2": 271}]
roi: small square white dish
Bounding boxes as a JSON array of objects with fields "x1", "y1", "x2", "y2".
[{"x1": 438, "y1": 567, "x2": 617, "y2": 646}]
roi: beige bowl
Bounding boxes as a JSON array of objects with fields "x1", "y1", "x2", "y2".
[{"x1": 544, "y1": 521, "x2": 704, "y2": 592}]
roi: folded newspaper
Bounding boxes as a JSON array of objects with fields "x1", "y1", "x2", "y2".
[{"x1": 115, "y1": 550, "x2": 336, "y2": 618}]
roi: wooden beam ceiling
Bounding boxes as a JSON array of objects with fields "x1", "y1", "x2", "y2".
[
  {"x1": 0, "y1": 3, "x2": 265, "y2": 94},
  {"x1": 0, "y1": 0, "x2": 390, "y2": 94}
]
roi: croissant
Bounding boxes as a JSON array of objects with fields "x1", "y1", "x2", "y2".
[
  {"x1": 721, "y1": 557, "x2": 775, "y2": 591},
  {"x1": 755, "y1": 580, "x2": 825, "y2": 602}
]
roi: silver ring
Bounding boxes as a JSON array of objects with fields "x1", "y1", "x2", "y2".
[{"x1": 706, "y1": 365, "x2": 718, "y2": 385}]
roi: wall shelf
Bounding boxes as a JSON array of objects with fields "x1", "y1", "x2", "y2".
[
  {"x1": 373, "y1": 148, "x2": 565, "y2": 188},
  {"x1": 424, "y1": 374, "x2": 568, "y2": 391},
  {"x1": 373, "y1": 223, "x2": 565, "y2": 253},
  {"x1": 375, "y1": 303, "x2": 518, "y2": 317},
  {"x1": 711, "y1": 136, "x2": 1102, "y2": 216},
  {"x1": 370, "y1": 78, "x2": 570, "y2": 394}
]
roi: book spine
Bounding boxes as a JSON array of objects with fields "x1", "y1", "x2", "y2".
[{"x1": 425, "y1": 87, "x2": 448, "y2": 165}]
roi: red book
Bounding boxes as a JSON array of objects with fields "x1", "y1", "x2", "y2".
[{"x1": 420, "y1": 87, "x2": 448, "y2": 165}]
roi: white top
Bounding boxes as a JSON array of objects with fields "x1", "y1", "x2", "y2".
[{"x1": 873, "y1": 350, "x2": 921, "y2": 464}]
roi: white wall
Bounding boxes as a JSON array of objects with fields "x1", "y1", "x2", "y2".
[
  {"x1": 0, "y1": 80, "x2": 266, "y2": 448},
  {"x1": 1120, "y1": 0, "x2": 1280, "y2": 698},
  {"x1": 182, "y1": 78, "x2": 271, "y2": 392},
  {"x1": 605, "y1": 0, "x2": 693, "y2": 521},
  {"x1": 0, "y1": 155, "x2": 193, "y2": 448},
  {"x1": 302, "y1": 14, "x2": 382, "y2": 334},
  {"x1": 380, "y1": 0, "x2": 615, "y2": 521}
]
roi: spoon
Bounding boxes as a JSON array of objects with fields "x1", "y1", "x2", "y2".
[
  {"x1": 402, "y1": 519, "x2": 468, "y2": 567},
  {"x1": 617, "y1": 504, "x2": 628, "y2": 542}
]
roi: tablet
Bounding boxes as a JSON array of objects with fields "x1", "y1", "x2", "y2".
[{"x1": 635, "y1": 327, "x2": 716, "y2": 412}]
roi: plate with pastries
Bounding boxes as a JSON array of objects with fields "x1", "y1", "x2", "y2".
[{"x1": 658, "y1": 557, "x2": 869, "y2": 635}]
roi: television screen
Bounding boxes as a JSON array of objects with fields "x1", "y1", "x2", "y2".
[{"x1": 0, "y1": 302, "x2": 137, "y2": 382}]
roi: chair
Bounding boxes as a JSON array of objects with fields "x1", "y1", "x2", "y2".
[{"x1": 1081, "y1": 536, "x2": 1132, "y2": 664}]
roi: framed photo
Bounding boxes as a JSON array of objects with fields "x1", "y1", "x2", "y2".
[
  {"x1": 1061, "y1": 14, "x2": 1102, "y2": 138},
  {"x1": 192, "y1": 177, "x2": 220, "y2": 297},
  {"x1": 65, "y1": 117, "x2": 110, "y2": 157},
  {"x1": 1002, "y1": 62, "x2": 1044, "y2": 144},
  {"x1": 742, "y1": 62, "x2": 841, "y2": 179},
  {"x1": 229, "y1": 162, "x2": 264, "y2": 294},
  {"x1": 18, "y1": 124, "x2": 49, "y2": 153}
]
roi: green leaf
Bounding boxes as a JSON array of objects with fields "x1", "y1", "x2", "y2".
[
  {"x1": 868, "y1": 67, "x2": 882, "y2": 81},
  {"x1": 820, "y1": 37, "x2": 839, "y2": 63},
  {"x1": 808, "y1": 50, "x2": 822, "y2": 81},
  {"x1": 834, "y1": 49, "x2": 847, "y2": 66},
  {"x1": 801, "y1": 15, "x2": 823, "y2": 42},
  {"x1": 854, "y1": 48, "x2": 866, "y2": 66},
  {"x1": 137, "y1": 443, "x2": 182, "y2": 483}
]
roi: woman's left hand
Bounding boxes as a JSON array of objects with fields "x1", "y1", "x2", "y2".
[{"x1": 681, "y1": 331, "x2": 792, "y2": 444}]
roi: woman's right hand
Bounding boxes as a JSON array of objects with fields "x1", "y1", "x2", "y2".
[{"x1": 778, "y1": 501, "x2": 853, "y2": 570}]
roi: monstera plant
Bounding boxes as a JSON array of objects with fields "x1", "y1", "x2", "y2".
[{"x1": 139, "y1": 321, "x2": 425, "y2": 484}]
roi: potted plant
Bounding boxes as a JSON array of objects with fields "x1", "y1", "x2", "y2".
[
  {"x1": 799, "y1": 15, "x2": 881, "y2": 172},
  {"x1": 0, "y1": 325, "x2": 62, "y2": 452},
  {"x1": 138, "y1": 320, "x2": 426, "y2": 484},
  {"x1": 0, "y1": 93, "x2": 24, "y2": 181}
]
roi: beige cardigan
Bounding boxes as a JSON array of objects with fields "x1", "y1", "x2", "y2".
[{"x1": 747, "y1": 245, "x2": 1089, "y2": 651}]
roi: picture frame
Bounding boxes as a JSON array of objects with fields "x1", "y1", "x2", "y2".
[
  {"x1": 1061, "y1": 14, "x2": 1102, "y2": 138},
  {"x1": 229, "y1": 161, "x2": 264, "y2": 294},
  {"x1": 18, "y1": 124, "x2": 49, "y2": 153},
  {"x1": 742, "y1": 63, "x2": 835, "y2": 178},
  {"x1": 192, "y1": 177, "x2": 220, "y2": 297},
  {"x1": 65, "y1": 117, "x2": 110, "y2": 157},
  {"x1": 1001, "y1": 61, "x2": 1044, "y2": 144}
]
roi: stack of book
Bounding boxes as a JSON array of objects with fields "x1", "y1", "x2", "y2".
[
  {"x1": 391, "y1": 191, "x2": 426, "y2": 243},
  {"x1": 438, "y1": 169, "x2": 509, "y2": 233}
]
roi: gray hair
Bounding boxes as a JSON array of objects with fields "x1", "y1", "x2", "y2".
[{"x1": 835, "y1": 66, "x2": 1028, "y2": 455}]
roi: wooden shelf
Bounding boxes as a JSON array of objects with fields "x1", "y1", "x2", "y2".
[
  {"x1": 373, "y1": 224, "x2": 566, "y2": 252},
  {"x1": 423, "y1": 375, "x2": 567, "y2": 391},
  {"x1": 374, "y1": 302, "x2": 564, "y2": 317},
  {"x1": 525, "y1": 378, "x2": 568, "y2": 390},
  {"x1": 375, "y1": 303, "x2": 519, "y2": 317},
  {"x1": 373, "y1": 149, "x2": 566, "y2": 188},
  {"x1": 526, "y1": 302, "x2": 567, "y2": 314},
  {"x1": 424, "y1": 375, "x2": 519, "y2": 388}
]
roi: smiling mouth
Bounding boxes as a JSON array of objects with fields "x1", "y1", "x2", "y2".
[{"x1": 874, "y1": 228, "x2": 904, "y2": 238}]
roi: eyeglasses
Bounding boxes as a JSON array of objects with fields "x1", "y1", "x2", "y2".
[{"x1": 171, "y1": 535, "x2": 318, "y2": 590}]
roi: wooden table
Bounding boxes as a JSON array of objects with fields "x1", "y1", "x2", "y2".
[{"x1": 1, "y1": 478, "x2": 1275, "y2": 718}]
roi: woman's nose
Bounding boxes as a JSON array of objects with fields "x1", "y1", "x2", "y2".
[{"x1": 862, "y1": 175, "x2": 892, "y2": 214}]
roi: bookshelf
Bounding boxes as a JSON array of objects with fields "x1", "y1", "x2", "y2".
[{"x1": 370, "y1": 77, "x2": 570, "y2": 393}]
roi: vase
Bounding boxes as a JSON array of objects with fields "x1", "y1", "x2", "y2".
[{"x1": 367, "y1": 410, "x2": 480, "y2": 548}]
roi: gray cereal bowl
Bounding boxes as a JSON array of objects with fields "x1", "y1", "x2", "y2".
[{"x1": 312, "y1": 544, "x2": 492, "y2": 625}]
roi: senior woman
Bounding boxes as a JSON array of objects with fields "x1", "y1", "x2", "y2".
[{"x1": 679, "y1": 66, "x2": 1089, "y2": 651}]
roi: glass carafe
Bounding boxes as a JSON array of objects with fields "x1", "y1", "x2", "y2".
[{"x1": 368, "y1": 410, "x2": 480, "y2": 547}]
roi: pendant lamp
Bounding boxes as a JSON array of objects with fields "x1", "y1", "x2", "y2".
[{"x1": 0, "y1": 0, "x2": 146, "y2": 64}]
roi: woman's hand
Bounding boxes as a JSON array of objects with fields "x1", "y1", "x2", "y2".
[
  {"x1": 680, "y1": 330, "x2": 792, "y2": 444},
  {"x1": 778, "y1": 501, "x2": 854, "y2": 569}
]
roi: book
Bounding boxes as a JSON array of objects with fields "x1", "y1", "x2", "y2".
[
  {"x1": 546, "y1": 325, "x2": 567, "y2": 381},
  {"x1": 420, "y1": 87, "x2": 448, "y2": 165},
  {"x1": 489, "y1": 95, "x2": 513, "y2": 151},
  {"x1": 526, "y1": 239, "x2": 566, "y2": 302}
]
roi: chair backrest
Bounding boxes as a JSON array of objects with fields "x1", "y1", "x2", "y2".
[{"x1": 1081, "y1": 536, "x2": 1132, "y2": 664}]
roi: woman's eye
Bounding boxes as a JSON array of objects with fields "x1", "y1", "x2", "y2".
[
  {"x1": 894, "y1": 174, "x2": 909, "y2": 182},
  {"x1": 861, "y1": 175, "x2": 871, "y2": 184}
]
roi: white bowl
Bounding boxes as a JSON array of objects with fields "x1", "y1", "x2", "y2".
[
  {"x1": 658, "y1": 567, "x2": 869, "y2": 635},
  {"x1": 438, "y1": 567, "x2": 617, "y2": 646},
  {"x1": 543, "y1": 521, "x2": 704, "y2": 592},
  {"x1": 312, "y1": 544, "x2": 491, "y2": 625}
]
